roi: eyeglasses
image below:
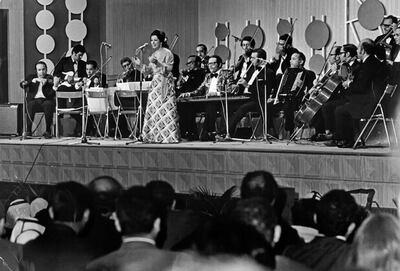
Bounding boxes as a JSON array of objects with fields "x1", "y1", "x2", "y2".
[
  {"x1": 122, "y1": 63, "x2": 131, "y2": 68},
  {"x1": 186, "y1": 61, "x2": 195, "y2": 65},
  {"x1": 208, "y1": 62, "x2": 217, "y2": 65},
  {"x1": 382, "y1": 24, "x2": 392, "y2": 27}
]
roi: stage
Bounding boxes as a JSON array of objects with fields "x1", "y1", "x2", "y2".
[{"x1": 0, "y1": 136, "x2": 399, "y2": 208}]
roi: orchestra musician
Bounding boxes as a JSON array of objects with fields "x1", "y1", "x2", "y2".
[
  {"x1": 53, "y1": 44, "x2": 88, "y2": 137},
  {"x1": 19, "y1": 61, "x2": 54, "y2": 139},
  {"x1": 176, "y1": 55, "x2": 207, "y2": 140},
  {"x1": 385, "y1": 26, "x2": 400, "y2": 119},
  {"x1": 196, "y1": 44, "x2": 210, "y2": 71},
  {"x1": 84, "y1": 60, "x2": 107, "y2": 88},
  {"x1": 118, "y1": 57, "x2": 142, "y2": 82},
  {"x1": 374, "y1": 15, "x2": 398, "y2": 61},
  {"x1": 272, "y1": 51, "x2": 315, "y2": 136},
  {"x1": 315, "y1": 44, "x2": 361, "y2": 141},
  {"x1": 326, "y1": 39, "x2": 386, "y2": 148},
  {"x1": 233, "y1": 36, "x2": 255, "y2": 82},
  {"x1": 269, "y1": 34, "x2": 298, "y2": 82},
  {"x1": 178, "y1": 55, "x2": 235, "y2": 141},
  {"x1": 228, "y1": 49, "x2": 276, "y2": 136}
]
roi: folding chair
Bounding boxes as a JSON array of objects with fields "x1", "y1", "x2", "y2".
[
  {"x1": 353, "y1": 84, "x2": 398, "y2": 149},
  {"x1": 55, "y1": 90, "x2": 85, "y2": 138},
  {"x1": 85, "y1": 87, "x2": 109, "y2": 138},
  {"x1": 114, "y1": 89, "x2": 138, "y2": 139},
  {"x1": 348, "y1": 188, "x2": 376, "y2": 210}
]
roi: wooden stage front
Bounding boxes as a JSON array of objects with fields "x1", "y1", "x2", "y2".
[{"x1": 0, "y1": 136, "x2": 399, "y2": 208}]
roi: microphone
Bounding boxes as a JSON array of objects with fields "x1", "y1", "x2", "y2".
[
  {"x1": 102, "y1": 42, "x2": 112, "y2": 48},
  {"x1": 137, "y1": 43, "x2": 149, "y2": 51},
  {"x1": 232, "y1": 35, "x2": 242, "y2": 41}
]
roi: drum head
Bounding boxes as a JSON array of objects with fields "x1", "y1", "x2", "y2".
[
  {"x1": 277, "y1": 19, "x2": 292, "y2": 35},
  {"x1": 305, "y1": 20, "x2": 330, "y2": 49},
  {"x1": 214, "y1": 45, "x2": 230, "y2": 63},
  {"x1": 241, "y1": 24, "x2": 265, "y2": 49},
  {"x1": 358, "y1": 0, "x2": 384, "y2": 30},
  {"x1": 215, "y1": 23, "x2": 230, "y2": 40}
]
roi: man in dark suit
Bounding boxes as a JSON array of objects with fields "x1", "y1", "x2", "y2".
[
  {"x1": 176, "y1": 55, "x2": 206, "y2": 140},
  {"x1": 374, "y1": 15, "x2": 398, "y2": 61},
  {"x1": 228, "y1": 48, "x2": 276, "y2": 136},
  {"x1": 84, "y1": 60, "x2": 107, "y2": 88},
  {"x1": 233, "y1": 36, "x2": 255, "y2": 83},
  {"x1": 196, "y1": 44, "x2": 210, "y2": 71},
  {"x1": 20, "y1": 61, "x2": 54, "y2": 138},
  {"x1": 86, "y1": 186, "x2": 180, "y2": 271},
  {"x1": 269, "y1": 34, "x2": 298, "y2": 83},
  {"x1": 179, "y1": 55, "x2": 235, "y2": 141},
  {"x1": 118, "y1": 57, "x2": 142, "y2": 82},
  {"x1": 332, "y1": 39, "x2": 386, "y2": 147},
  {"x1": 53, "y1": 44, "x2": 87, "y2": 136}
]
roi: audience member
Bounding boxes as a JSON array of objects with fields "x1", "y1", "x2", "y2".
[
  {"x1": 22, "y1": 181, "x2": 97, "y2": 271},
  {"x1": 240, "y1": 170, "x2": 303, "y2": 254},
  {"x1": 291, "y1": 198, "x2": 319, "y2": 243},
  {"x1": 345, "y1": 213, "x2": 400, "y2": 271},
  {"x1": 86, "y1": 186, "x2": 179, "y2": 271},
  {"x1": 284, "y1": 190, "x2": 359, "y2": 271},
  {"x1": 230, "y1": 198, "x2": 311, "y2": 271}
]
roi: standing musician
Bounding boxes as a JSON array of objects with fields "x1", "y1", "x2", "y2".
[
  {"x1": 228, "y1": 49, "x2": 276, "y2": 136},
  {"x1": 196, "y1": 44, "x2": 210, "y2": 71},
  {"x1": 316, "y1": 44, "x2": 361, "y2": 141},
  {"x1": 327, "y1": 39, "x2": 386, "y2": 148},
  {"x1": 178, "y1": 55, "x2": 235, "y2": 141},
  {"x1": 176, "y1": 55, "x2": 206, "y2": 140},
  {"x1": 271, "y1": 51, "x2": 315, "y2": 135},
  {"x1": 53, "y1": 44, "x2": 88, "y2": 137},
  {"x1": 269, "y1": 34, "x2": 298, "y2": 82},
  {"x1": 118, "y1": 57, "x2": 142, "y2": 82},
  {"x1": 233, "y1": 36, "x2": 255, "y2": 83},
  {"x1": 374, "y1": 15, "x2": 398, "y2": 61},
  {"x1": 19, "y1": 61, "x2": 54, "y2": 139}
]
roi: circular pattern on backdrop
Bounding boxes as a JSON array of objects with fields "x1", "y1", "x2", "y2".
[
  {"x1": 37, "y1": 0, "x2": 54, "y2": 6},
  {"x1": 305, "y1": 20, "x2": 330, "y2": 49},
  {"x1": 277, "y1": 19, "x2": 292, "y2": 36},
  {"x1": 215, "y1": 23, "x2": 230, "y2": 40},
  {"x1": 358, "y1": 0, "x2": 384, "y2": 30},
  {"x1": 65, "y1": 0, "x2": 87, "y2": 14},
  {"x1": 65, "y1": 20, "x2": 87, "y2": 41},
  {"x1": 36, "y1": 34, "x2": 55, "y2": 54},
  {"x1": 35, "y1": 10, "x2": 55, "y2": 30},
  {"x1": 40, "y1": 58, "x2": 54, "y2": 74},
  {"x1": 309, "y1": 54, "x2": 325, "y2": 74},
  {"x1": 241, "y1": 24, "x2": 265, "y2": 49},
  {"x1": 214, "y1": 45, "x2": 230, "y2": 63}
]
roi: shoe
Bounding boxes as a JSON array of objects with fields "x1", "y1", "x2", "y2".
[
  {"x1": 311, "y1": 133, "x2": 333, "y2": 142},
  {"x1": 43, "y1": 131, "x2": 52, "y2": 139},
  {"x1": 337, "y1": 140, "x2": 355, "y2": 148},
  {"x1": 200, "y1": 132, "x2": 216, "y2": 142}
]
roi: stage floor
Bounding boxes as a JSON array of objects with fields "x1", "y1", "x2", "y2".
[{"x1": 0, "y1": 136, "x2": 399, "y2": 208}]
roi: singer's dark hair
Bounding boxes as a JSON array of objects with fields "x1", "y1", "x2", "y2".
[
  {"x1": 241, "y1": 36, "x2": 256, "y2": 48},
  {"x1": 72, "y1": 44, "x2": 86, "y2": 55},
  {"x1": 86, "y1": 60, "x2": 98, "y2": 69},
  {"x1": 120, "y1": 57, "x2": 132, "y2": 66},
  {"x1": 35, "y1": 61, "x2": 47, "y2": 69},
  {"x1": 151, "y1": 29, "x2": 167, "y2": 47}
]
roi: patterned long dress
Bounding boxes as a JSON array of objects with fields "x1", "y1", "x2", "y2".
[{"x1": 142, "y1": 47, "x2": 180, "y2": 143}]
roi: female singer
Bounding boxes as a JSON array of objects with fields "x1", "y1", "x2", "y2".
[{"x1": 134, "y1": 29, "x2": 180, "y2": 143}]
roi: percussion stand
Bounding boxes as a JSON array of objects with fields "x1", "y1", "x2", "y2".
[{"x1": 126, "y1": 50, "x2": 144, "y2": 145}]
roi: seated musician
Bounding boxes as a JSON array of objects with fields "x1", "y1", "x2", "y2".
[
  {"x1": 272, "y1": 51, "x2": 315, "y2": 135},
  {"x1": 228, "y1": 49, "x2": 276, "y2": 136},
  {"x1": 53, "y1": 44, "x2": 88, "y2": 137},
  {"x1": 178, "y1": 55, "x2": 234, "y2": 141},
  {"x1": 374, "y1": 15, "x2": 398, "y2": 61},
  {"x1": 326, "y1": 39, "x2": 386, "y2": 148},
  {"x1": 233, "y1": 36, "x2": 255, "y2": 84},
  {"x1": 313, "y1": 44, "x2": 360, "y2": 141},
  {"x1": 84, "y1": 60, "x2": 107, "y2": 88},
  {"x1": 118, "y1": 57, "x2": 142, "y2": 82},
  {"x1": 269, "y1": 34, "x2": 298, "y2": 82},
  {"x1": 19, "y1": 61, "x2": 54, "y2": 139},
  {"x1": 196, "y1": 44, "x2": 210, "y2": 72},
  {"x1": 177, "y1": 55, "x2": 207, "y2": 140}
]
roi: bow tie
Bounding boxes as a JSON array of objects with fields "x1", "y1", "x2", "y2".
[{"x1": 210, "y1": 73, "x2": 218, "y2": 78}]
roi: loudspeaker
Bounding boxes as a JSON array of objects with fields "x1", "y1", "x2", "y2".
[{"x1": 0, "y1": 103, "x2": 22, "y2": 135}]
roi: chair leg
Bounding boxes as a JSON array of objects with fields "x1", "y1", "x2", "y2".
[{"x1": 391, "y1": 118, "x2": 398, "y2": 147}]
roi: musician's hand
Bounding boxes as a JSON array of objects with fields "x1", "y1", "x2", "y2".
[
  {"x1": 342, "y1": 80, "x2": 350, "y2": 89},
  {"x1": 149, "y1": 56, "x2": 158, "y2": 65},
  {"x1": 133, "y1": 56, "x2": 141, "y2": 66},
  {"x1": 237, "y1": 78, "x2": 249, "y2": 88},
  {"x1": 21, "y1": 80, "x2": 29, "y2": 87},
  {"x1": 387, "y1": 60, "x2": 394, "y2": 66},
  {"x1": 331, "y1": 63, "x2": 338, "y2": 73},
  {"x1": 93, "y1": 78, "x2": 100, "y2": 87}
]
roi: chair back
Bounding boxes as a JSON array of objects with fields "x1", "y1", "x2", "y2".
[
  {"x1": 86, "y1": 88, "x2": 108, "y2": 113},
  {"x1": 56, "y1": 91, "x2": 83, "y2": 99},
  {"x1": 348, "y1": 188, "x2": 375, "y2": 210}
]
